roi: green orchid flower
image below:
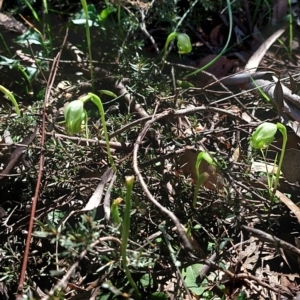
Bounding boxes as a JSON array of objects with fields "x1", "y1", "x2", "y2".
[
  {"x1": 250, "y1": 122, "x2": 277, "y2": 149},
  {"x1": 64, "y1": 100, "x2": 86, "y2": 135},
  {"x1": 176, "y1": 33, "x2": 192, "y2": 54},
  {"x1": 250, "y1": 122, "x2": 287, "y2": 201}
]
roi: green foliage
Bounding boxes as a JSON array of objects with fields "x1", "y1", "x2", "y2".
[
  {"x1": 23, "y1": 0, "x2": 41, "y2": 22},
  {"x1": 182, "y1": 263, "x2": 207, "y2": 295},
  {"x1": 0, "y1": 85, "x2": 20, "y2": 114},
  {"x1": 110, "y1": 197, "x2": 123, "y2": 227},
  {"x1": 121, "y1": 176, "x2": 141, "y2": 298},
  {"x1": 0, "y1": 55, "x2": 37, "y2": 92},
  {"x1": 236, "y1": 291, "x2": 247, "y2": 300},
  {"x1": 150, "y1": 292, "x2": 169, "y2": 300},
  {"x1": 1, "y1": 1, "x2": 297, "y2": 299},
  {"x1": 182, "y1": 262, "x2": 226, "y2": 298},
  {"x1": 72, "y1": 1, "x2": 118, "y2": 25}
]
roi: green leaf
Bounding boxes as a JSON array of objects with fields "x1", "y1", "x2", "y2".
[
  {"x1": 99, "y1": 90, "x2": 118, "y2": 98},
  {"x1": 0, "y1": 56, "x2": 18, "y2": 67},
  {"x1": 99, "y1": 6, "x2": 117, "y2": 21},
  {"x1": 32, "y1": 231, "x2": 53, "y2": 238},
  {"x1": 47, "y1": 209, "x2": 64, "y2": 225},
  {"x1": 16, "y1": 29, "x2": 46, "y2": 46},
  {"x1": 26, "y1": 66, "x2": 39, "y2": 81},
  {"x1": 23, "y1": 0, "x2": 40, "y2": 22},
  {"x1": 150, "y1": 292, "x2": 168, "y2": 300},
  {"x1": 0, "y1": 85, "x2": 20, "y2": 115},
  {"x1": 140, "y1": 274, "x2": 153, "y2": 288},
  {"x1": 236, "y1": 291, "x2": 246, "y2": 300},
  {"x1": 176, "y1": 80, "x2": 194, "y2": 88},
  {"x1": 182, "y1": 264, "x2": 207, "y2": 296}
]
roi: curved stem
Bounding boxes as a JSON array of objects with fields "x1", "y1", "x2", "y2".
[
  {"x1": 0, "y1": 85, "x2": 20, "y2": 115},
  {"x1": 272, "y1": 123, "x2": 287, "y2": 200},
  {"x1": 81, "y1": 0, "x2": 94, "y2": 90},
  {"x1": 121, "y1": 176, "x2": 141, "y2": 298},
  {"x1": 88, "y1": 93, "x2": 115, "y2": 170},
  {"x1": 185, "y1": 0, "x2": 232, "y2": 78}
]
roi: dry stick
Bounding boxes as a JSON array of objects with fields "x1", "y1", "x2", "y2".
[
  {"x1": 139, "y1": 8, "x2": 160, "y2": 54},
  {"x1": 174, "y1": 105, "x2": 249, "y2": 123},
  {"x1": 16, "y1": 29, "x2": 69, "y2": 297},
  {"x1": 0, "y1": 127, "x2": 37, "y2": 180},
  {"x1": 115, "y1": 79, "x2": 149, "y2": 118},
  {"x1": 169, "y1": 61, "x2": 262, "y2": 122},
  {"x1": 48, "y1": 105, "x2": 249, "y2": 152},
  {"x1": 242, "y1": 225, "x2": 300, "y2": 258},
  {"x1": 45, "y1": 132, "x2": 133, "y2": 150},
  {"x1": 132, "y1": 109, "x2": 192, "y2": 250},
  {"x1": 202, "y1": 259, "x2": 282, "y2": 295},
  {"x1": 109, "y1": 115, "x2": 151, "y2": 139}
]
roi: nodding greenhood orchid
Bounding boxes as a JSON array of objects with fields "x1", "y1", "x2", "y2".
[
  {"x1": 250, "y1": 122, "x2": 277, "y2": 149},
  {"x1": 64, "y1": 100, "x2": 86, "y2": 135},
  {"x1": 250, "y1": 122, "x2": 287, "y2": 201},
  {"x1": 176, "y1": 33, "x2": 192, "y2": 54},
  {"x1": 63, "y1": 92, "x2": 117, "y2": 169}
]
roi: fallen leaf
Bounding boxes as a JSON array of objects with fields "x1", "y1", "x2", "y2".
[
  {"x1": 275, "y1": 190, "x2": 300, "y2": 224},
  {"x1": 210, "y1": 24, "x2": 224, "y2": 46},
  {"x1": 281, "y1": 148, "x2": 300, "y2": 183},
  {"x1": 197, "y1": 54, "x2": 238, "y2": 79},
  {"x1": 273, "y1": 132, "x2": 300, "y2": 150},
  {"x1": 81, "y1": 167, "x2": 114, "y2": 211}
]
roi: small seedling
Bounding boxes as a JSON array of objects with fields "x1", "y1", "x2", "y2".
[
  {"x1": 121, "y1": 176, "x2": 141, "y2": 298},
  {"x1": 110, "y1": 197, "x2": 123, "y2": 227},
  {"x1": 0, "y1": 85, "x2": 20, "y2": 115},
  {"x1": 193, "y1": 151, "x2": 218, "y2": 208}
]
